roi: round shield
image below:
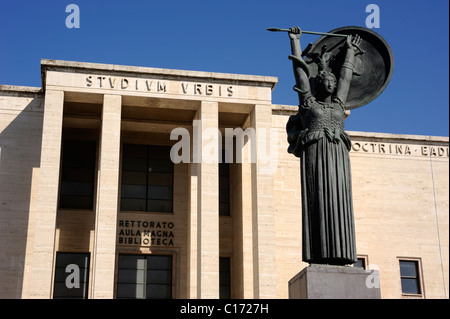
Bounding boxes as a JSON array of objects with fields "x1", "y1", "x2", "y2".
[{"x1": 305, "y1": 26, "x2": 394, "y2": 109}]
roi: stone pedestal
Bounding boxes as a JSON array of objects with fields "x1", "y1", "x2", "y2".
[{"x1": 289, "y1": 264, "x2": 381, "y2": 299}]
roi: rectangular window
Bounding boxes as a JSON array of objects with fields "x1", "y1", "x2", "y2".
[
  {"x1": 399, "y1": 259, "x2": 423, "y2": 295},
  {"x1": 53, "y1": 252, "x2": 90, "y2": 299},
  {"x1": 353, "y1": 256, "x2": 368, "y2": 269},
  {"x1": 219, "y1": 155, "x2": 230, "y2": 216},
  {"x1": 59, "y1": 140, "x2": 96, "y2": 209},
  {"x1": 121, "y1": 144, "x2": 173, "y2": 213},
  {"x1": 117, "y1": 254, "x2": 173, "y2": 299},
  {"x1": 220, "y1": 257, "x2": 231, "y2": 299}
]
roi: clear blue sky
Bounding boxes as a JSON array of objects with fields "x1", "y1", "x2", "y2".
[{"x1": 0, "y1": 0, "x2": 448, "y2": 137}]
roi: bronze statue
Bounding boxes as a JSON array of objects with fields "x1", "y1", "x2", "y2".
[
  {"x1": 285, "y1": 26, "x2": 360, "y2": 265},
  {"x1": 269, "y1": 25, "x2": 394, "y2": 266}
]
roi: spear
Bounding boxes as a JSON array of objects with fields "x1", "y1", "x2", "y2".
[{"x1": 267, "y1": 27, "x2": 348, "y2": 38}]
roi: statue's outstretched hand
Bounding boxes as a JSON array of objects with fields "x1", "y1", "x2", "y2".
[
  {"x1": 346, "y1": 35, "x2": 364, "y2": 54},
  {"x1": 289, "y1": 26, "x2": 302, "y2": 40}
]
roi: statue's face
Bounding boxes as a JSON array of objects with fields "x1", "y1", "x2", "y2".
[{"x1": 320, "y1": 76, "x2": 336, "y2": 94}]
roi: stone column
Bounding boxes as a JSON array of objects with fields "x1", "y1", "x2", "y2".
[
  {"x1": 189, "y1": 101, "x2": 220, "y2": 298},
  {"x1": 232, "y1": 121, "x2": 255, "y2": 298},
  {"x1": 28, "y1": 89, "x2": 64, "y2": 298},
  {"x1": 188, "y1": 125, "x2": 199, "y2": 298},
  {"x1": 251, "y1": 104, "x2": 277, "y2": 298},
  {"x1": 91, "y1": 94, "x2": 121, "y2": 299}
]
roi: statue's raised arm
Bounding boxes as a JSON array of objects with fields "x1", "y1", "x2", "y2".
[
  {"x1": 336, "y1": 35, "x2": 363, "y2": 105},
  {"x1": 287, "y1": 27, "x2": 311, "y2": 105}
]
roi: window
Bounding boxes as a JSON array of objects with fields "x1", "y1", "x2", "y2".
[
  {"x1": 219, "y1": 161, "x2": 230, "y2": 216},
  {"x1": 399, "y1": 259, "x2": 423, "y2": 295},
  {"x1": 121, "y1": 144, "x2": 173, "y2": 213},
  {"x1": 59, "y1": 140, "x2": 96, "y2": 209},
  {"x1": 353, "y1": 256, "x2": 368, "y2": 269},
  {"x1": 220, "y1": 257, "x2": 231, "y2": 299},
  {"x1": 53, "y1": 252, "x2": 90, "y2": 299},
  {"x1": 117, "y1": 254, "x2": 173, "y2": 299}
]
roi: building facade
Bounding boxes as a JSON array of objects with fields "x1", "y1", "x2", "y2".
[{"x1": 0, "y1": 60, "x2": 448, "y2": 299}]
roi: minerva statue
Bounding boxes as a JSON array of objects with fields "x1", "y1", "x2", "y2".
[
  {"x1": 286, "y1": 26, "x2": 362, "y2": 265},
  {"x1": 268, "y1": 24, "x2": 393, "y2": 266}
]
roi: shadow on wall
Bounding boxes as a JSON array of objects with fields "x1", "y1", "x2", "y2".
[{"x1": 0, "y1": 89, "x2": 44, "y2": 298}]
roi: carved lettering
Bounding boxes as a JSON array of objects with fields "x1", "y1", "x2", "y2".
[
  {"x1": 145, "y1": 80, "x2": 152, "y2": 91},
  {"x1": 430, "y1": 147, "x2": 437, "y2": 156},
  {"x1": 352, "y1": 142, "x2": 448, "y2": 158},
  {"x1": 206, "y1": 84, "x2": 213, "y2": 95},
  {"x1": 86, "y1": 76, "x2": 92, "y2": 87},
  {"x1": 405, "y1": 145, "x2": 411, "y2": 155},
  {"x1": 227, "y1": 86, "x2": 233, "y2": 96},
  {"x1": 194, "y1": 83, "x2": 202, "y2": 94},
  {"x1": 157, "y1": 81, "x2": 167, "y2": 92},
  {"x1": 181, "y1": 82, "x2": 189, "y2": 93},
  {"x1": 97, "y1": 76, "x2": 105, "y2": 88},
  {"x1": 109, "y1": 77, "x2": 117, "y2": 88},
  {"x1": 117, "y1": 219, "x2": 175, "y2": 247},
  {"x1": 352, "y1": 142, "x2": 361, "y2": 152},
  {"x1": 83, "y1": 75, "x2": 236, "y2": 98}
]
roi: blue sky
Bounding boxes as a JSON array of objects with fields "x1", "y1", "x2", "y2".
[{"x1": 0, "y1": 0, "x2": 448, "y2": 137}]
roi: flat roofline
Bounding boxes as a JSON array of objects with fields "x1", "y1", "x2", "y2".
[
  {"x1": 0, "y1": 85, "x2": 43, "y2": 96},
  {"x1": 40, "y1": 59, "x2": 278, "y2": 91}
]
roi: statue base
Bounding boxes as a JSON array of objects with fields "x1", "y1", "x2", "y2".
[{"x1": 288, "y1": 264, "x2": 381, "y2": 299}]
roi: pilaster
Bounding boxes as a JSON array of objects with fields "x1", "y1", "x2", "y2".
[
  {"x1": 28, "y1": 89, "x2": 64, "y2": 298},
  {"x1": 251, "y1": 104, "x2": 277, "y2": 298},
  {"x1": 91, "y1": 94, "x2": 122, "y2": 298},
  {"x1": 189, "y1": 101, "x2": 220, "y2": 298}
]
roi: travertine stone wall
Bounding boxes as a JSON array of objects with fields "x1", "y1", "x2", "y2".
[{"x1": 0, "y1": 88, "x2": 44, "y2": 298}]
